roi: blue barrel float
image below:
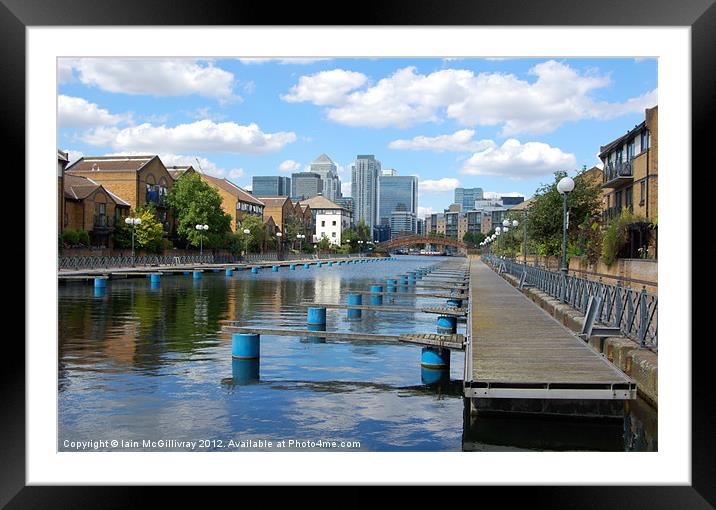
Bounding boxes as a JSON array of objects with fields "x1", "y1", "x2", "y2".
[
  {"x1": 272, "y1": 265, "x2": 279, "y2": 272},
  {"x1": 305, "y1": 307, "x2": 327, "y2": 343},
  {"x1": 150, "y1": 273, "x2": 161, "y2": 284},
  {"x1": 232, "y1": 333, "x2": 260, "y2": 360},
  {"x1": 370, "y1": 285, "x2": 383, "y2": 305},
  {"x1": 251, "y1": 267, "x2": 259, "y2": 274},
  {"x1": 290, "y1": 264, "x2": 296, "y2": 270},
  {"x1": 347, "y1": 293, "x2": 362, "y2": 320},
  {"x1": 94, "y1": 277, "x2": 106, "y2": 288},
  {"x1": 231, "y1": 359, "x2": 260, "y2": 385},
  {"x1": 193, "y1": 270, "x2": 202, "y2": 280},
  {"x1": 447, "y1": 298, "x2": 463, "y2": 308},
  {"x1": 93, "y1": 286, "x2": 106, "y2": 298},
  {"x1": 386, "y1": 279, "x2": 397, "y2": 293},
  {"x1": 421, "y1": 347, "x2": 450, "y2": 369},
  {"x1": 304, "y1": 263, "x2": 311, "y2": 269},
  {"x1": 399, "y1": 275, "x2": 409, "y2": 292},
  {"x1": 421, "y1": 366, "x2": 450, "y2": 385},
  {"x1": 226, "y1": 268, "x2": 234, "y2": 276},
  {"x1": 316, "y1": 262, "x2": 322, "y2": 268},
  {"x1": 436, "y1": 315, "x2": 457, "y2": 335}
]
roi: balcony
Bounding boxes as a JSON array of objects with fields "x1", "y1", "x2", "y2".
[{"x1": 602, "y1": 159, "x2": 633, "y2": 188}]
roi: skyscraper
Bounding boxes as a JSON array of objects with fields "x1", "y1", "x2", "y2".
[
  {"x1": 351, "y1": 155, "x2": 380, "y2": 233},
  {"x1": 252, "y1": 176, "x2": 291, "y2": 197},
  {"x1": 310, "y1": 153, "x2": 341, "y2": 202},
  {"x1": 454, "y1": 187, "x2": 484, "y2": 211},
  {"x1": 291, "y1": 172, "x2": 323, "y2": 201},
  {"x1": 377, "y1": 174, "x2": 418, "y2": 230}
]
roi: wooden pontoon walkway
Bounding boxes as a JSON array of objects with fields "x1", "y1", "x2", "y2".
[
  {"x1": 297, "y1": 302, "x2": 468, "y2": 316},
  {"x1": 465, "y1": 259, "x2": 635, "y2": 400}
]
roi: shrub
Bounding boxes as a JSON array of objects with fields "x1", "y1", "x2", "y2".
[
  {"x1": 61, "y1": 229, "x2": 80, "y2": 246},
  {"x1": 601, "y1": 209, "x2": 645, "y2": 266}
]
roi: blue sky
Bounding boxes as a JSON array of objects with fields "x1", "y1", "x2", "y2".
[{"x1": 58, "y1": 57, "x2": 657, "y2": 217}]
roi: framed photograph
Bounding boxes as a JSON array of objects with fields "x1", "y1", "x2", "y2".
[{"x1": 6, "y1": 0, "x2": 708, "y2": 503}]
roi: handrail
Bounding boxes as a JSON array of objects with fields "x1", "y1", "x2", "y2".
[{"x1": 482, "y1": 254, "x2": 657, "y2": 349}]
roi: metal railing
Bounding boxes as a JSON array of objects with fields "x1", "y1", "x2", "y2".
[
  {"x1": 603, "y1": 159, "x2": 633, "y2": 184},
  {"x1": 482, "y1": 254, "x2": 657, "y2": 349},
  {"x1": 58, "y1": 252, "x2": 366, "y2": 270}
]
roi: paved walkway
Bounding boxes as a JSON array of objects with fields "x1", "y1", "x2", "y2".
[{"x1": 466, "y1": 259, "x2": 635, "y2": 400}]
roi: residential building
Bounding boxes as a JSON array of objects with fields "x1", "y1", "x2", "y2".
[
  {"x1": 65, "y1": 155, "x2": 174, "y2": 232},
  {"x1": 58, "y1": 150, "x2": 69, "y2": 234},
  {"x1": 297, "y1": 202, "x2": 315, "y2": 244},
  {"x1": 200, "y1": 173, "x2": 264, "y2": 232},
  {"x1": 309, "y1": 154, "x2": 341, "y2": 202},
  {"x1": 166, "y1": 165, "x2": 196, "y2": 181},
  {"x1": 454, "y1": 187, "x2": 483, "y2": 211},
  {"x1": 256, "y1": 196, "x2": 295, "y2": 235},
  {"x1": 474, "y1": 198, "x2": 511, "y2": 234},
  {"x1": 599, "y1": 105, "x2": 658, "y2": 222},
  {"x1": 425, "y1": 213, "x2": 446, "y2": 236},
  {"x1": 351, "y1": 154, "x2": 381, "y2": 234},
  {"x1": 416, "y1": 218, "x2": 425, "y2": 236},
  {"x1": 291, "y1": 172, "x2": 323, "y2": 201},
  {"x1": 377, "y1": 174, "x2": 418, "y2": 231},
  {"x1": 63, "y1": 174, "x2": 130, "y2": 247},
  {"x1": 301, "y1": 195, "x2": 352, "y2": 246},
  {"x1": 389, "y1": 211, "x2": 417, "y2": 239},
  {"x1": 252, "y1": 176, "x2": 291, "y2": 197}
]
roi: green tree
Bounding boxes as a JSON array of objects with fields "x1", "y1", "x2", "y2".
[
  {"x1": 234, "y1": 214, "x2": 269, "y2": 253},
  {"x1": 526, "y1": 170, "x2": 603, "y2": 258},
  {"x1": 133, "y1": 205, "x2": 167, "y2": 253},
  {"x1": 165, "y1": 173, "x2": 232, "y2": 249},
  {"x1": 317, "y1": 234, "x2": 332, "y2": 254},
  {"x1": 283, "y1": 215, "x2": 302, "y2": 250},
  {"x1": 355, "y1": 220, "x2": 371, "y2": 242}
]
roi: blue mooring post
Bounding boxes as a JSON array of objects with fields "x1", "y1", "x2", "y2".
[
  {"x1": 94, "y1": 277, "x2": 106, "y2": 288},
  {"x1": 251, "y1": 267, "x2": 259, "y2": 274},
  {"x1": 225, "y1": 268, "x2": 233, "y2": 277},
  {"x1": 328, "y1": 261, "x2": 333, "y2": 267},
  {"x1": 347, "y1": 293, "x2": 362, "y2": 320},
  {"x1": 304, "y1": 263, "x2": 310, "y2": 269},
  {"x1": 232, "y1": 333, "x2": 260, "y2": 360},
  {"x1": 317, "y1": 262, "x2": 322, "y2": 268},
  {"x1": 93, "y1": 287, "x2": 106, "y2": 298},
  {"x1": 193, "y1": 270, "x2": 202, "y2": 280},
  {"x1": 290, "y1": 264, "x2": 296, "y2": 270},
  {"x1": 306, "y1": 307, "x2": 327, "y2": 343},
  {"x1": 231, "y1": 359, "x2": 260, "y2": 385},
  {"x1": 436, "y1": 315, "x2": 457, "y2": 335},
  {"x1": 421, "y1": 347, "x2": 450, "y2": 369},
  {"x1": 370, "y1": 285, "x2": 383, "y2": 305},
  {"x1": 150, "y1": 273, "x2": 161, "y2": 284},
  {"x1": 272, "y1": 265, "x2": 279, "y2": 272},
  {"x1": 447, "y1": 298, "x2": 463, "y2": 308},
  {"x1": 421, "y1": 366, "x2": 449, "y2": 385},
  {"x1": 407, "y1": 271, "x2": 416, "y2": 285},
  {"x1": 399, "y1": 275, "x2": 409, "y2": 291},
  {"x1": 386, "y1": 279, "x2": 397, "y2": 293}
]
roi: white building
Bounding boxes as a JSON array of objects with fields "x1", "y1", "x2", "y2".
[{"x1": 301, "y1": 195, "x2": 352, "y2": 246}]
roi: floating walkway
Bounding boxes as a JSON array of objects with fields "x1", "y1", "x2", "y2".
[
  {"x1": 464, "y1": 259, "x2": 636, "y2": 401},
  {"x1": 298, "y1": 302, "x2": 468, "y2": 316}
]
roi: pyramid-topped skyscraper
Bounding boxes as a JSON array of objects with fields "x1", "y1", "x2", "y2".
[{"x1": 310, "y1": 153, "x2": 341, "y2": 202}]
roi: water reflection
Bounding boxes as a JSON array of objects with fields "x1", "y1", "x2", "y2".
[{"x1": 58, "y1": 257, "x2": 656, "y2": 452}]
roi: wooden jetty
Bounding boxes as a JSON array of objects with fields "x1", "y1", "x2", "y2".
[
  {"x1": 464, "y1": 259, "x2": 635, "y2": 401},
  {"x1": 352, "y1": 289, "x2": 468, "y2": 300},
  {"x1": 222, "y1": 325, "x2": 465, "y2": 350}
]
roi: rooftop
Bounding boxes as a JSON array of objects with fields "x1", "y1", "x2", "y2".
[
  {"x1": 63, "y1": 174, "x2": 130, "y2": 206},
  {"x1": 200, "y1": 173, "x2": 264, "y2": 206},
  {"x1": 300, "y1": 195, "x2": 348, "y2": 211},
  {"x1": 66, "y1": 155, "x2": 157, "y2": 173}
]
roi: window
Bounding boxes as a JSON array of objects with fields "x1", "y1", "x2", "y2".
[
  {"x1": 640, "y1": 181, "x2": 646, "y2": 205},
  {"x1": 332, "y1": 220, "x2": 336, "y2": 226},
  {"x1": 331, "y1": 232, "x2": 336, "y2": 237},
  {"x1": 626, "y1": 140, "x2": 635, "y2": 160},
  {"x1": 94, "y1": 202, "x2": 107, "y2": 227},
  {"x1": 641, "y1": 130, "x2": 650, "y2": 152},
  {"x1": 625, "y1": 186, "x2": 633, "y2": 211},
  {"x1": 321, "y1": 220, "x2": 325, "y2": 227},
  {"x1": 615, "y1": 190, "x2": 623, "y2": 209}
]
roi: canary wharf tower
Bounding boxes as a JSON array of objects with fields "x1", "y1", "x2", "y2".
[{"x1": 351, "y1": 154, "x2": 381, "y2": 234}]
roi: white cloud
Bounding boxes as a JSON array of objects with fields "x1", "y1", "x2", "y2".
[
  {"x1": 284, "y1": 61, "x2": 657, "y2": 134},
  {"x1": 281, "y1": 69, "x2": 368, "y2": 106},
  {"x1": 61, "y1": 58, "x2": 237, "y2": 101},
  {"x1": 388, "y1": 129, "x2": 494, "y2": 152},
  {"x1": 418, "y1": 178, "x2": 460, "y2": 194},
  {"x1": 58, "y1": 95, "x2": 127, "y2": 128},
  {"x1": 62, "y1": 149, "x2": 84, "y2": 165},
  {"x1": 238, "y1": 58, "x2": 332, "y2": 65},
  {"x1": 417, "y1": 206, "x2": 435, "y2": 218},
  {"x1": 461, "y1": 138, "x2": 576, "y2": 180},
  {"x1": 83, "y1": 119, "x2": 296, "y2": 155},
  {"x1": 228, "y1": 168, "x2": 246, "y2": 180},
  {"x1": 278, "y1": 159, "x2": 302, "y2": 172}
]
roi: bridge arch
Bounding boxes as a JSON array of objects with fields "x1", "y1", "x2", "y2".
[{"x1": 376, "y1": 235, "x2": 467, "y2": 253}]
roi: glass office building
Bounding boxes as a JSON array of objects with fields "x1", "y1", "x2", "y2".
[
  {"x1": 377, "y1": 175, "x2": 418, "y2": 230},
  {"x1": 252, "y1": 176, "x2": 291, "y2": 197}
]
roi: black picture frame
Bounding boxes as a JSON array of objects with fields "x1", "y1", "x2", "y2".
[{"x1": 3, "y1": 0, "x2": 708, "y2": 504}]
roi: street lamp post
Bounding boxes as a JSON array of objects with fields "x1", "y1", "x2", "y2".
[
  {"x1": 511, "y1": 219, "x2": 519, "y2": 260},
  {"x1": 195, "y1": 224, "x2": 209, "y2": 258},
  {"x1": 296, "y1": 233, "x2": 305, "y2": 252},
  {"x1": 124, "y1": 216, "x2": 142, "y2": 267},
  {"x1": 522, "y1": 211, "x2": 528, "y2": 265},
  {"x1": 495, "y1": 227, "x2": 501, "y2": 256},
  {"x1": 243, "y1": 228, "x2": 250, "y2": 259},
  {"x1": 358, "y1": 240, "x2": 363, "y2": 256},
  {"x1": 557, "y1": 176, "x2": 575, "y2": 302},
  {"x1": 276, "y1": 231, "x2": 283, "y2": 260}
]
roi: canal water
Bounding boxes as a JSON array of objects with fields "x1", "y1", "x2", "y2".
[{"x1": 57, "y1": 256, "x2": 657, "y2": 452}]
